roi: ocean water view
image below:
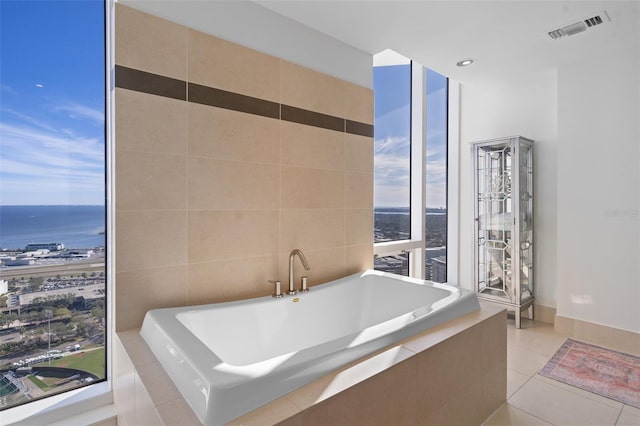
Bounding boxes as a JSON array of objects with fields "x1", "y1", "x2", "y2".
[{"x1": 0, "y1": 205, "x2": 105, "y2": 250}]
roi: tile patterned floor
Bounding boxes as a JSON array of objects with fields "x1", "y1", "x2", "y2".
[{"x1": 483, "y1": 318, "x2": 640, "y2": 426}]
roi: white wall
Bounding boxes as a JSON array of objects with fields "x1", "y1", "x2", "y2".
[
  {"x1": 459, "y1": 37, "x2": 640, "y2": 334},
  {"x1": 458, "y1": 70, "x2": 559, "y2": 309},
  {"x1": 556, "y1": 46, "x2": 640, "y2": 333},
  {"x1": 118, "y1": 0, "x2": 372, "y2": 88}
]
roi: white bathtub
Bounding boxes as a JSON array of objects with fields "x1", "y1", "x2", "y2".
[{"x1": 140, "y1": 270, "x2": 480, "y2": 425}]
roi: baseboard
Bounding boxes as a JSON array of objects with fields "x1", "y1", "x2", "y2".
[
  {"x1": 533, "y1": 304, "x2": 556, "y2": 324},
  {"x1": 554, "y1": 315, "x2": 640, "y2": 356}
]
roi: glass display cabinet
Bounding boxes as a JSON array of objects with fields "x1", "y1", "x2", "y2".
[{"x1": 471, "y1": 136, "x2": 534, "y2": 328}]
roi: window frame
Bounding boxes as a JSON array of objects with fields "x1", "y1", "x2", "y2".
[
  {"x1": 373, "y1": 60, "x2": 460, "y2": 284},
  {"x1": 0, "y1": 0, "x2": 113, "y2": 422}
]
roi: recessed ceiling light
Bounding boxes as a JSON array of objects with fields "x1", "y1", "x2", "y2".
[{"x1": 456, "y1": 58, "x2": 475, "y2": 67}]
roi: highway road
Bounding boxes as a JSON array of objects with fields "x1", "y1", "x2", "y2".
[{"x1": 0, "y1": 259, "x2": 105, "y2": 280}]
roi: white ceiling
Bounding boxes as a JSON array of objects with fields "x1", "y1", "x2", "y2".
[{"x1": 255, "y1": 1, "x2": 640, "y2": 83}]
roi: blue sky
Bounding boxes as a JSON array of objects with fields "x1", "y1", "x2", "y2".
[
  {"x1": 373, "y1": 64, "x2": 411, "y2": 208},
  {"x1": 0, "y1": 0, "x2": 105, "y2": 206},
  {"x1": 373, "y1": 64, "x2": 447, "y2": 208},
  {"x1": 425, "y1": 68, "x2": 448, "y2": 210}
]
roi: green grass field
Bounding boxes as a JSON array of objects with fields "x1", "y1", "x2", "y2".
[
  {"x1": 27, "y1": 374, "x2": 51, "y2": 391},
  {"x1": 33, "y1": 347, "x2": 105, "y2": 378}
]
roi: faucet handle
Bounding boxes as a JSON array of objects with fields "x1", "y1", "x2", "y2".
[
  {"x1": 268, "y1": 280, "x2": 283, "y2": 298},
  {"x1": 300, "y1": 276, "x2": 310, "y2": 293}
]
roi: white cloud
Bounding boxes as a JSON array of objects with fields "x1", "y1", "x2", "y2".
[
  {"x1": 55, "y1": 102, "x2": 104, "y2": 124},
  {"x1": 0, "y1": 84, "x2": 16, "y2": 94},
  {"x1": 0, "y1": 119, "x2": 104, "y2": 204}
]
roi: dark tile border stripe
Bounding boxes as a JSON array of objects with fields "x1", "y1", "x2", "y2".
[
  {"x1": 114, "y1": 65, "x2": 372, "y2": 137},
  {"x1": 188, "y1": 83, "x2": 280, "y2": 119},
  {"x1": 115, "y1": 65, "x2": 186, "y2": 101},
  {"x1": 346, "y1": 120, "x2": 374, "y2": 138},
  {"x1": 281, "y1": 105, "x2": 345, "y2": 133}
]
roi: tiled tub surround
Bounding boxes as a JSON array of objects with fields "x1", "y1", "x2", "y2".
[
  {"x1": 140, "y1": 271, "x2": 482, "y2": 425},
  {"x1": 114, "y1": 4, "x2": 374, "y2": 331},
  {"x1": 115, "y1": 303, "x2": 506, "y2": 426}
]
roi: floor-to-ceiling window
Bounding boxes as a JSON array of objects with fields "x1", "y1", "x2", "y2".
[
  {"x1": 425, "y1": 69, "x2": 448, "y2": 282},
  {"x1": 372, "y1": 52, "x2": 411, "y2": 276},
  {"x1": 373, "y1": 50, "x2": 454, "y2": 282},
  {"x1": 0, "y1": 0, "x2": 107, "y2": 411}
]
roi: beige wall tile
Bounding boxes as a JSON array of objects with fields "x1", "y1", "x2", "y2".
[
  {"x1": 415, "y1": 323, "x2": 483, "y2": 421},
  {"x1": 345, "y1": 82, "x2": 374, "y2": 125},
  {"x1": 345, "y1": 209, "x2": 373, "y2": 246},
  {"x1": 115, "y1": 88, "x2": 187, "y2": 155},
  {"x1": 279, "y1": 247, "x2": 345, "y2": 288},
  {"x1": 90, "y1": 417, "x2": 117, "y2": 426},
  {"x1": 286, "y1": 346, "x2": 414, "y2": 411},
  {"x1": 188, "y1": 29, "x2": 280, "y2": 102},
  {"x1": 188, "y1": 210, "x2": 279, "y2": 263},
  {"x1": 280, "y1": 121, "x2": 344, "y2": 171},
  {"x1": 116, "y1": 150, "x2": 186, "y2": 211},
  {"x1": 133, "y1": 371, "x2": 164, "y2": 426},
  {"x1": 115, "y1": 265, "x2": 187, "y2": 331},
  {"x1": 280, "y1": 209, "x2": 345, "y2": 252},
  {"x1": 345, "y1": 244, "x2": 374, "y2": 274},
  {"x1": 481, "y1": 312, "x2": 508, "y2": 421},
  {"x1": 281, "y1": 60, "x2": 345, "y2": 117},
  {"x1": 155, "y1": 398, "x2": 202, "y2": 426},
  {"x1": 136, "y1": 361, "x2": 182, "y2": 406},
  {"x1": 112, "y1": 337, "x2": 135, "y2": 424},
  {"x1": 113, "y1": 6, "x2": 376, "y2": 352},
  {"x1": 345, "y1": 133, "x2": 374, "y2": 173},
  {"x1": 188, "y1": 103, "x2": 279, "y2": 164},
  {"x1": 188, "y1": 158, "x2": 279, "y2": 211},
  {"x1": 297, "y1": 357, "x2": 418, "y2": 426},
  {"x1": 187, "y1": 255, "x2": 279, "y2": 304},
  {"x1": 482, "y1": 311, "x2": 507, "y2": 372},
  {"x1": 115, "y1": 4, "x2": 187, "y2": 79},
  {"x1": 418, "y1": 377, "x2": 484, "y2": 426},
  {"x1": 116, "y1": 210, "x2": 187, "y2": 273},
  {"x1": 281, "y1": 166, "x2": 344, "y2": 209},
  {"x1": 118, "y1": 330, "x2": 158, "y2": 366},
  {"x1": 230, "y1": 397, "x2": 300, "y2": 426},
  {"x1": 345, "y1": 172, "x2": 374, "y2": 209}
]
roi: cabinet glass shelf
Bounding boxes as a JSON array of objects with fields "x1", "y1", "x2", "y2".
[{"x1": 471, "y1": 136, "x2": 534, "y2": 328}]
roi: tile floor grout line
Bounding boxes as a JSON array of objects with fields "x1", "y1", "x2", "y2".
[
  {"x1": 505, "y1": 402, "x2": 558, "y2": 426},
  {"x1": 613, "y1": 404, "x2": 625, "y2": 426},
  {"x1": 535, "y1": 373, "x2": 626, "y2": 409}
]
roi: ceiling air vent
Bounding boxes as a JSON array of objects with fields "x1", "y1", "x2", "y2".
[{"x1": 547, "y1": 10, "x2": 610, "y2": 40}]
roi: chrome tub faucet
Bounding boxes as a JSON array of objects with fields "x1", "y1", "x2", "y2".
[{"x1": 288, "y1": 249, "x2": 310, "y2": 295}]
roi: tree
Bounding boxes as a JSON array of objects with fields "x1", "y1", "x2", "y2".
[
  {"x1": 54, "y1": 307, "x2": 71, "y2": 318},
  {"x1": 90, "y1": 306, "x2": 104, "y2": 320}
]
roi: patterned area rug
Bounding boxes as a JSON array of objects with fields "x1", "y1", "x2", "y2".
[{"x1": 539, "y1": 338, "x2": 640, "y2": 408}]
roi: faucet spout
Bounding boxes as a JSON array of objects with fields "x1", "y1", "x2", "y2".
[{"x1": 288, "y1": 249, "x2": 310, "y2": 295}]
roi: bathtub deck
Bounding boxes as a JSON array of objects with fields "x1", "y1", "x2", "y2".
[{"x1": 114, "y1": 302, "x2": 506, "y2": 425}]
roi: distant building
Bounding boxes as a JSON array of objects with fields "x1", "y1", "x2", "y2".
[
  {"x1": 25, "y1": 242, "x2": 64, "y2": 251},
  {"x1": 432, "y1": 256, "x2": 447, "y2": 283},
  {"x1": 4, "y1": 258, "x2": 35, "y2": 267},
  {"x1": 0, "y1": 280, "x2": 7, "y2": 295},
  {"x1": 7, "y1": 293, "x2": 20, "y2": 307},
  {"x1": 19, "y1": 249, "x2": 49, "y2": 258}
]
